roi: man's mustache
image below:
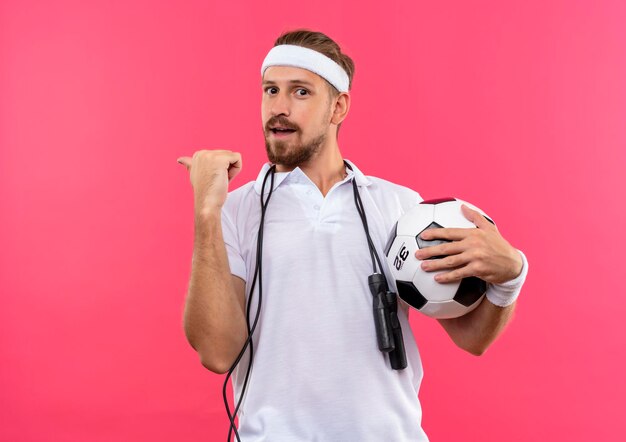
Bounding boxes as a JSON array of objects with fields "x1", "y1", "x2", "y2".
[{"x1": 266, "y1": 117, "x2": 299, "y2": 131}]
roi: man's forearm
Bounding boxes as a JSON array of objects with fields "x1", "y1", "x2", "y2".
[
  {"x1": 437, "y1": 297, "x2": 516, "y2": 356},
  {"x1": 183, "y1": 210, "x2": 247, "y2": 372}
]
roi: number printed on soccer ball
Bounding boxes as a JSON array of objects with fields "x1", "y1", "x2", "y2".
[{"x1": 394, "y1": 244, "x2": 409, "y2": 270}]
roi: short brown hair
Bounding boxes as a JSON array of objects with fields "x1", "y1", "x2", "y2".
[{"x1": 273, "y1": 29, "x2": 354, "y2": 135}]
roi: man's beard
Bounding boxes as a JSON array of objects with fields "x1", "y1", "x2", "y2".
[{"x1": 264, "y1": 130, "x2": 327, "y2": 168}]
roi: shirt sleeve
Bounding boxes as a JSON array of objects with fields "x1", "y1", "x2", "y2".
[
  {"x1": 221, "y1": 200, "x2": 247, "y2": 282},
  {"x1": 399, "y1": 186, "x2": 423, "y2": 214}
]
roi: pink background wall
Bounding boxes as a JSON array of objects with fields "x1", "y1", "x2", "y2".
[{"x1": 2, "y1": 0, "x2": 625, "y2": 440}]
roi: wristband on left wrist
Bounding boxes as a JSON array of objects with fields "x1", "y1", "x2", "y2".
[{"x1": 485, "y1": 249, "x2": 528, "y2": 307}]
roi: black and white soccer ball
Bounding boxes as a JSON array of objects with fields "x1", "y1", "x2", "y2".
[{"x1": 384, "y1": 197, "x2": 496, "y2": 319}]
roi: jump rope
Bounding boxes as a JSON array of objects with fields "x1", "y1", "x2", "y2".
[{"x1": 221, "y1": 160, "x2": 407, "y2": 441}]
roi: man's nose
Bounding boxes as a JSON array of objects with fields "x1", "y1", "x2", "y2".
[{"x1": 270, "y1": 91, "x2": 290, "y2": 117}]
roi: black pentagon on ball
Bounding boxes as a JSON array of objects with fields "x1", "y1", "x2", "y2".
[
  {"x1": 396, "y1": 280, "x2": 428, "y2": 310},
  {"x1": 454, "y1": 277, "x2": 487, "y2": 306},
  {"x1": 416, "y1": 222, "x2": 449, "y2": 260}
]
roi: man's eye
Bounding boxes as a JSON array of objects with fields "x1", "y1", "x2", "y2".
[
  {"x1": 296, "y1": 88, "x2": 308, "y2": 96},
  {"x1": 265, "y1": 87, "x2": 278, "y2": 95}
]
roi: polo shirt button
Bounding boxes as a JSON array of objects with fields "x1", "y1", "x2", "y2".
[{"x1": 313, "y1": 205, "x2": 320, "y2": 210}]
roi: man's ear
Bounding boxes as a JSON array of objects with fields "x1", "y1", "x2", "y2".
[{"x1": 330, "y1": 92, "x2": 350, "y2": 125}]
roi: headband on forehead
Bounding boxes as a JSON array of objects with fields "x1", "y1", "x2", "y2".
[{"x1": 261, "y1": 44, "x2": 350, "y2": 93}]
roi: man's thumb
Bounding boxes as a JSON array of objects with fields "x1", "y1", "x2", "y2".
[{"x1": 177, "y1": 157, "x2": 192, "y2": 168}]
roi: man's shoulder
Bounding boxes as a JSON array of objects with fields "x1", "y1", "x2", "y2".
[
  {"x1": 228, "y1": 180, "x2": 257, "y2": 198},
  {"x1": 364, "y1": 174, "x2": 423, "y2": 204}
]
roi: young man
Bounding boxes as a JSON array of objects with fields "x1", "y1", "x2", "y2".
[{"x1": 177, "y1": 29, "x2": 528, "y2": 441}]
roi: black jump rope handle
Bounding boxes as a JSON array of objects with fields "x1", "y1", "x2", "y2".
[
  {"x1": 373, "y1": 293, "x2": 395, "y2": 352},
  {"x1": 386, "y1": 291, "x2": 408, "y2": 370},
  {"x1": 368, "y1": 274, "x2": 407, "y2": 370}
]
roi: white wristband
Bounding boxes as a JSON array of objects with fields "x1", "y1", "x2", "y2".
[{"x1": 485, "y1": 249, "x2": 529, "y2": 307}]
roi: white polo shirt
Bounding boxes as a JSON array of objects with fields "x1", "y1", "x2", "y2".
[{"x1": 220, "y1": 159, "x2": 430, "y2": 441}]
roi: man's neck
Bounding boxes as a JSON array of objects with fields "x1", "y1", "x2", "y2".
[
  {"x1": 302, "y1": 149, "x2": 347, "y2": 197},
  {"x1": 276, "y1": 145, "x2": 347, "y2": 198}
]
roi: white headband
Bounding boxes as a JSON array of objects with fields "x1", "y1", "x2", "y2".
[{"x1": 261, "y1": 44, "x2": 350, "y2": 93}]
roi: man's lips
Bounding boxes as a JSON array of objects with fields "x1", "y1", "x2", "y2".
[{"x1": 269, "y1": 127, "x2": 297, "y2": 137}]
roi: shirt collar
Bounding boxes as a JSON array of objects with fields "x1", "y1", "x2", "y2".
[{"x1": 252, "y1": 158, "x2": 372, "y2": 195}]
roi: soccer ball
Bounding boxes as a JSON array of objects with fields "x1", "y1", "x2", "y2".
[{"x1": 384, "y1": 197, "x2": 495, "y2": 319}]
